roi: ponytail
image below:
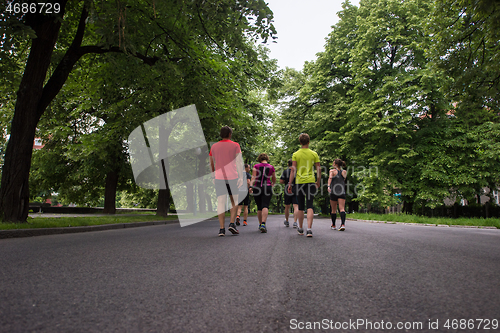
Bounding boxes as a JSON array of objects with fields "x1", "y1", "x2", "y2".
[{"x1": 334, "y1": 158, "x2": 346, "y2": 168}]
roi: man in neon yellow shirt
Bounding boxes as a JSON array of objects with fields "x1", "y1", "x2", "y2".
[{"x1": 287, "y1": 133, "x2": 321, "y2": 237}]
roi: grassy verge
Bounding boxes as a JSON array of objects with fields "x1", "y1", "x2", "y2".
[
  {"x1": 346, "y1": 212, "x2": 500, "y2": 229},
  {"x1": 0, "y1": 210, "x2": 273, "y2": 230},
  {"x1": 0, "y1": 214, "x2": 178, "y2": 230}
]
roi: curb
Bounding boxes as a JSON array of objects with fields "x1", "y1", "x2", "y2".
[{"x1": 0, "y1": 220, "x2": 179, "y2": 239}]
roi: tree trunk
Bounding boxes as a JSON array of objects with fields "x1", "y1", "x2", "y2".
[
  {"x1": 206, "y1": 193, "x2": 213, "y2": 212},
  {"x1": 156, "y1": 160, "x2": 170, "y2": 217},
  {"x1": 196, "y1": 154, "x2": 206, "y2": 213},
  {"x1": 103, "y1": 170, "x2": 119, "y2": 214},
  {"x1": 403, "y1": 200, "x2": 414, "y2": 214},
  {"x1": 0, "y1": 9, "x2": 65, "y2": 222},
  {"x1": 157, "y1": 188, "x2": 170, "y2": 217},
  {"x1": 198, "y1": 183, "x2": 206, "y2": 213},
  {"x1": 186, "y1": 182, "x2": 194, "y2": 213},
  {"x1": 321, "y1": 195, "x2": 327, "y2": 215}
]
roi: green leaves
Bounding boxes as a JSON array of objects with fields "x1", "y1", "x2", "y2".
[
  {"x1": 19, "y1": 0, "x2": 278, "y2": 209},
  {"x1": 430, "y1": 0, "x2": 500, "y2": 114},
  {"x1": 272, "y1": 0, "x2": 499, "y2": 213}
]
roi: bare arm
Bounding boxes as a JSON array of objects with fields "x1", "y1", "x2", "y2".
[
  {"x1": 210, "y1": 156, "x2": 215, "y2": 173},
  {"x1": 236, "y1": 153, "x2": 244, "y2": 188},
  {"x1": 250, "y1": 168, "x2": 257, "y2": 187},
  {"x1": 271, "y1": 171, "x2": 276, "y2": 186},
  {"x1": 288, "y1": 162, "x2": 297, "y2": 193},
  {"x1": 315, "y1": 162, "x2": 321, "y2": 188},
  {"x1": 328, "y1": 169, "x2": 333, "y2": 192}
]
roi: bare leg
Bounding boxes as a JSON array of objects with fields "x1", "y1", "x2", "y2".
[
  {"x1": 330, "y1": 200, "x2": 338, "y2": 214},
  {"x1": 217, "y1": 195, "x2": 227, "y2": 229},
  {"x1": 307, "y1": 208, "x2": 314, "y2": 229},
  {"x1": 262, "y1": 207, "x2": 269, "y2": 222},
  {"x1": 339, "y1": 198, "x2": 346, "y2": 228},
  {"x1": 297, "y1": 210, "x2": 305, "y2": 229},
  {"x1": 229, "y1": 195, "x2": 239, "y2": 225},
  {"x1": 338, "y1": 198, "x2": 345, "y2": 213},
  {"x1": 284, "y1": 204, "x2": 290, "y2": 221},
  {"x1": 243, "y1": 205, "x2": 248, "y2": 221},
  {"x1": 293, "y1": 203, "x2": 299, "y2": 223},
  {"x1": 257, "y1": 210, "x2": 262, "y2": 224}
]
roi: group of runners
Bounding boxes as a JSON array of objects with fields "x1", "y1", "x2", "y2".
[{"x1": 209, "y1": 126, "x2": 347, "y2": 237}]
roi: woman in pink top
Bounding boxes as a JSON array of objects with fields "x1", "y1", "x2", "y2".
[{"x1": 250, "y1": 153, "x2": 276, "y2": 233}]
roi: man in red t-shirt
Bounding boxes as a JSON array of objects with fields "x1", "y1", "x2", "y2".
[{"x1": 209, "y1": 126, "x2": 244, "y2": 236}]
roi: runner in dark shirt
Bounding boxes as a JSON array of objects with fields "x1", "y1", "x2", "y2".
[
  {"x1": 328, "y1": 158, "x2": 347, "y2": 231},
  {"x1": 250, "y1": 153, "x2": 276, "y2": 233},
  {"x1": 280, "y1": 159, "x2": 299, "y2": 228}
]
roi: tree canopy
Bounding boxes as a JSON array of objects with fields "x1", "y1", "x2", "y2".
[
  {"x1": 272, "y1": 0, "x2": 500, "y2": 214},
  {"x1": 2, "y1": 0, "x2": 499, "y2": 219},
  {"x1": 0, "y1": 0, "x2": 277, "y2": 221}
]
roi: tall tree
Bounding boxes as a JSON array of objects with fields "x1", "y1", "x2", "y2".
[
  {"x1": 0, "y1": 0, "x2": 276, "y2": 222},
  {"x1": 30, "y1": 40, "x2": 278, "y2": 214},
  {"x1": 273, "y1": 0, "x2": 484, "y2": 212}
]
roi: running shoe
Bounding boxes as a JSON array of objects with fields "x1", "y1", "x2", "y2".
[
  {"x1": 306, "y1": 230, "x2": 313, "y2": 237},
  {"x1": 298, "y1": 228, "x2": 304, "y2": 235},
  {"x1": 259, "y1": 224, "x2": 267, "y2": 233},
  {"x1": 218, "y1": 228, "x2": 225, "y2": 237},
  {"x1": 235, "y1": 217, "x2": 240, "y2": 226},
  {"x1": 243, "y1": 220, "x2": 248, "y2": 226},
  {"x1": 228, "y1": 223, "x2": 239, "y2": 234},
  {"x1": 331, "y1": 225, "x2": 337, "y2": 230},
  {"x1": 339, "y1": 225, "x2": 345, "y2": 231},
  {"x1": 284, "y1": 220, "x2": 290, "y2": 227},
  {"x1": 293, "y1": 222, "x2": 298, "y2": 228}
]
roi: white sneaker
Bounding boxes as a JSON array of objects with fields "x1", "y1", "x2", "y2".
[
  {"x1": 339, "y1": 225, "x2": 345, "y2": 231},
  {"x1": 293, "y1": 222, "x2": 298, "y2": 228},
  {"x1": 331, "y1": 225, "x2": 337, "y2": 230}
]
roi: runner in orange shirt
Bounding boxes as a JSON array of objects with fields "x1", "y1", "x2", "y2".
[{"x1": 209, "y1": 126, "x2": 245, "y2": 236}]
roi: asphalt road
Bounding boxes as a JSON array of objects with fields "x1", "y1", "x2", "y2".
[{"x1": 1, "y1": 216, "x2": 499, "y2": 332}]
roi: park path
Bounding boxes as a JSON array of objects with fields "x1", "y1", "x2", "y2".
[{"x1": 1, "y1": 215, "x2": 499, "y2": 332}]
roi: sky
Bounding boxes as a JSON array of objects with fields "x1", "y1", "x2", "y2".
[{"x1": 260, "y1": 0, "x2": 360, "y2": 71}]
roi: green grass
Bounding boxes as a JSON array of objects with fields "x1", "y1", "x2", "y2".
[
  {"x1": 0, "y1": 213, "x2": 178, "y2": 230},
  {"x1": 0, "y1": 210, "x2": 274, "y2": 230},
  {"x1": 347, "y1": 212, "x2": 500, "y2": 229},
  {"x1": 10, "y1": 211, "x2": 496, "y2": 230}
]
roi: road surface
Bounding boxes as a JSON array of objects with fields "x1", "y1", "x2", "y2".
[{"x1": 1, "y1": 215, "x2": 499, "y2": 332}]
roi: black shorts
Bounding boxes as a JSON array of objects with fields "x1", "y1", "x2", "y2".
[
  {"x1": 252, "y1": 185, "x2": 273, "y2": 211},
  {"x1": 214, "y1": 179, "x2": 238, "y2": 197},
  {"x1": 330, "y1": 193, "x2": 346, "y2": 201},
  {"x1": 284, "y1": 185, "x2": 298, "y2": 205},
  {"x1": 238, "y1": 189, "x2": 250, "y2": 206},
  {"x1": 296, "y1": 183, "x2": 317, "y2": 211},
  {"x1": 329, "y1": 184, "x2": 346, "y2": 201}
]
